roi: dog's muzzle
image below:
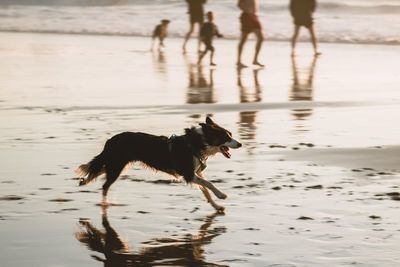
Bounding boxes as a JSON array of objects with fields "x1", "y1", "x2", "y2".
[
  {"x1": 220, "y1": 138, "x2": 242, "y2": 158},
  {"x1": 226, "y1": 138, "x2": 242, "y2": 149}
]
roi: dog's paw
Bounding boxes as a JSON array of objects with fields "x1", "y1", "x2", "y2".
[
  {"x1": 217, "y1": 193, "x2": 228, "y2": 199},
  {"x1": 215, "y1": 206, "x2": 225, "y2": 213},
  {"x1": 78, "y1": 178, "x2": 86, "y2": 186}
]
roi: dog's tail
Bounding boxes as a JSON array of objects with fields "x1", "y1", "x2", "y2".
[{"x1": 76, "y1": 152, "x2": 106, "y2": 186}]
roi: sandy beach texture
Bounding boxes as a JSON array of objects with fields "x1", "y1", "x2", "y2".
[{"x1": 1, "y1": 31, "x2": 400, "y2": 266}]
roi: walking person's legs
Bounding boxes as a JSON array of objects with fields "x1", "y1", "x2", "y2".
[
  {"x1": 237, "y1": 32, "x2": 249, "y2": 68},
  {"x1": 198, "y1": 49, "x2": 208, "y2": 64},
  {"x1": 291, "y1": 25, "x2": 301, "y2": 56},
  {"x1": 197, "y1": 24, "x2": 203, "y2": 53},
  {"x1": 253, "y1": 29, "x2": 264, "y2": 67},
  {"x1": 308, "y1": 24, "x2": 321, "y2": 55},
  {"x1": 210, "y1": 48, "x2": 215, "y2": 66},
  {"x1": 183, "y1": 23, "x2": 196, "y2": 53}
]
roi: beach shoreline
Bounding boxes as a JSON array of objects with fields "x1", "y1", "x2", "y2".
[{"x1": 2, "y1": 29, "x2": 400, "y2": 46}]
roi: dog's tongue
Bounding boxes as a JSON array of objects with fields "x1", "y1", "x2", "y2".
[{"x1": 220, "y1": 146, "x2": 231, "y2": 158}]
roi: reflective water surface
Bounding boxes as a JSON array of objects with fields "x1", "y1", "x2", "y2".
[
  {"x1": 76, "y1": 207, "x2": 227, "y2": 266},
  {"x1": 1, "y1": 33, "x2": 400, "y2": 267}
]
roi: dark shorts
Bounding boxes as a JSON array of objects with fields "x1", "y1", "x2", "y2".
[
  {"x1": 189, "y1": 12, "x2": 204, "y2": 24},
  {"x1": 293, "y1": 16, "x2": 313, "y2": 28},
  {"x1": 203, "y1": 39, "x2": 214, "y2": 52},
  {"x1": 240, "y1": 12, "x2": 262, "y2": 34}
]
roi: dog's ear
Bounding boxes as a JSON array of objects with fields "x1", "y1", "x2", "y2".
[
  {"x1": 200, "y1": 122, "x2": 209, "y2": 130},
  {"x1": 206, "y1": 117, "x2": 215, "y2": 125},
  {"x1": 199, "y1": 123, "x2": 212, "y2": 134},
  {"x1": 199, "y1": 123, "x2": 213, "y2": 144}
]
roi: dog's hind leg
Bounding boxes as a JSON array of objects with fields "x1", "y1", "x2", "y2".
[{"x1": 102, "y1": 162, "x2": 126, "y2": 204}]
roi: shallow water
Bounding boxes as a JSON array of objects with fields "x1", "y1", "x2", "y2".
[
  {"x1": 1, "y1": 32, "x2": 400, "y2": 266},
  {"x1": 1, "y1": 0, "x2": 400, "y2": 44}
]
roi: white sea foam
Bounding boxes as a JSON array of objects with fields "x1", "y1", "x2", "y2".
[{"x1": 0, "y1": 0, "x2": 399, "y2": 44}]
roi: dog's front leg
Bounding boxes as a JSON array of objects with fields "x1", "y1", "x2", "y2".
[
  {"x1": 199, "y1": 186, "x2": 226, "y2": 212},
  {"x1": 192, "y1": 174, "x2": 227, "y2": 200},
  {"x1": 197, "y1": 172, "x2": 225, "y2": 212}
]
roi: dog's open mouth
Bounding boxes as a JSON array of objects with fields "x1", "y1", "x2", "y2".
[{"x1": 220, "y1": 146, "x2": 231, "y2": 158}]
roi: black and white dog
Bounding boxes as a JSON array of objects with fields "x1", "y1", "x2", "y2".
[{"x1": 77, "y1": 117, "x2": 241, "y2": 211}]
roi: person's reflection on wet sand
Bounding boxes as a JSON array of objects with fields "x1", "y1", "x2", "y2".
[
  {"x1": 184, "y1": 54, "x2": 216, "y2": 120},
  {"x1": 75, "y1": 207, "x2": 227, "y2": 267},
  {"x1": 237, "y1": 67, "x2": 263, "y2": 141},
  {"x1": 185, "y1": 55, "x2": 216, "y2": 104},
  {"x1": 290, "y1": 55, "x2": 318, "y2": 131},
  {"x1": 151, "y1": 50, "x2": 168, "y2": 80}
]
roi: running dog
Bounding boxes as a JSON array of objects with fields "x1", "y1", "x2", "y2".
[{"x1": 77, "y1": 117, "x2": 241, "y2": 212}]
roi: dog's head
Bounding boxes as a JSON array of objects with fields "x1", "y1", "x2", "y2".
[{"x1": 199, "y1": 117, "x2": 242, "y2": 158}]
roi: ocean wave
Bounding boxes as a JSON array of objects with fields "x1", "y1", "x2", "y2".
[
  {"x1": 0, "y1": 0, "x2": 124, "y2": 6},
  {"x1": 318, "y1": 3, "x2": 400, "y2": 14},
  {"x1": 0, "y1": 1, "x2": 399, "y2": 45},
  {"x1": 3, "y1": 0, "x2": 400, "y2": 14}
]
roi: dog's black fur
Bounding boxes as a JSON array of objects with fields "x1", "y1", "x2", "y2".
[{"x1": 77, "y1": 117, "x2": 241, "y2": 211}]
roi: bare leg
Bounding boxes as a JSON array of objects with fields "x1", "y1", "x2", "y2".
[
  {"x1": 253, "y1": 29, "x2": 265, "y2": 67},
  {"x1": 159, "y1": 37, "x2": 165, "y2": 51},
  {"x1": 210, "y1": 49, "x2": 216, "y2": 66},
  {"x1": 150, "y1": 38, "x2": 155, "y2": 51},
  {"x1": 192, "y1": 175, "x2": 227, "y2": 199},
  {"x1": 197, "y1": 25, "x2": 203, "y2": 53},
  {"x1": 183, "y1": 23, "x2": 196, "y2": 53},
  {"x1": 198, "y1": 49, "x2": 207, "y2": 64},
  {"x1": 237, "y1": 32, "x2": 249, "y2": 68},
  {"x1": 308, "y1": 24, "x2": 321, "y2": 56},
  {"x1": 291, "y1": 25, "x2": 301, "y2": 56}
]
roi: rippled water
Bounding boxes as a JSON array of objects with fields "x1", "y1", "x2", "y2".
[{"x1": 1, "y1": 32, "x2": 400, "y2": 266}]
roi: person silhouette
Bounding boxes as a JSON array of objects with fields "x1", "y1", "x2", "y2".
[
  {"x1": 183, "y1": 0, "x2": 207, "y2": 53},
  {"x1": 237, "y1": 0, "x2": 265, "y2": 68},
  {"x1": 290, "y1": 0, "x2": 321, "y2": 56},
  {"x1": 198, "y1": 11, "x2": 223, "y2": 66}
]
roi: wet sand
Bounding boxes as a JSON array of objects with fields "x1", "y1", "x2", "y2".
[{"x1": 1, "y1": 32, "x2": 400, "y2": 266}]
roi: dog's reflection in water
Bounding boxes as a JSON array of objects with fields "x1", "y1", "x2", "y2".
[{"x1": 75, "y1": 207, "x2": 227, "y2": 267}]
